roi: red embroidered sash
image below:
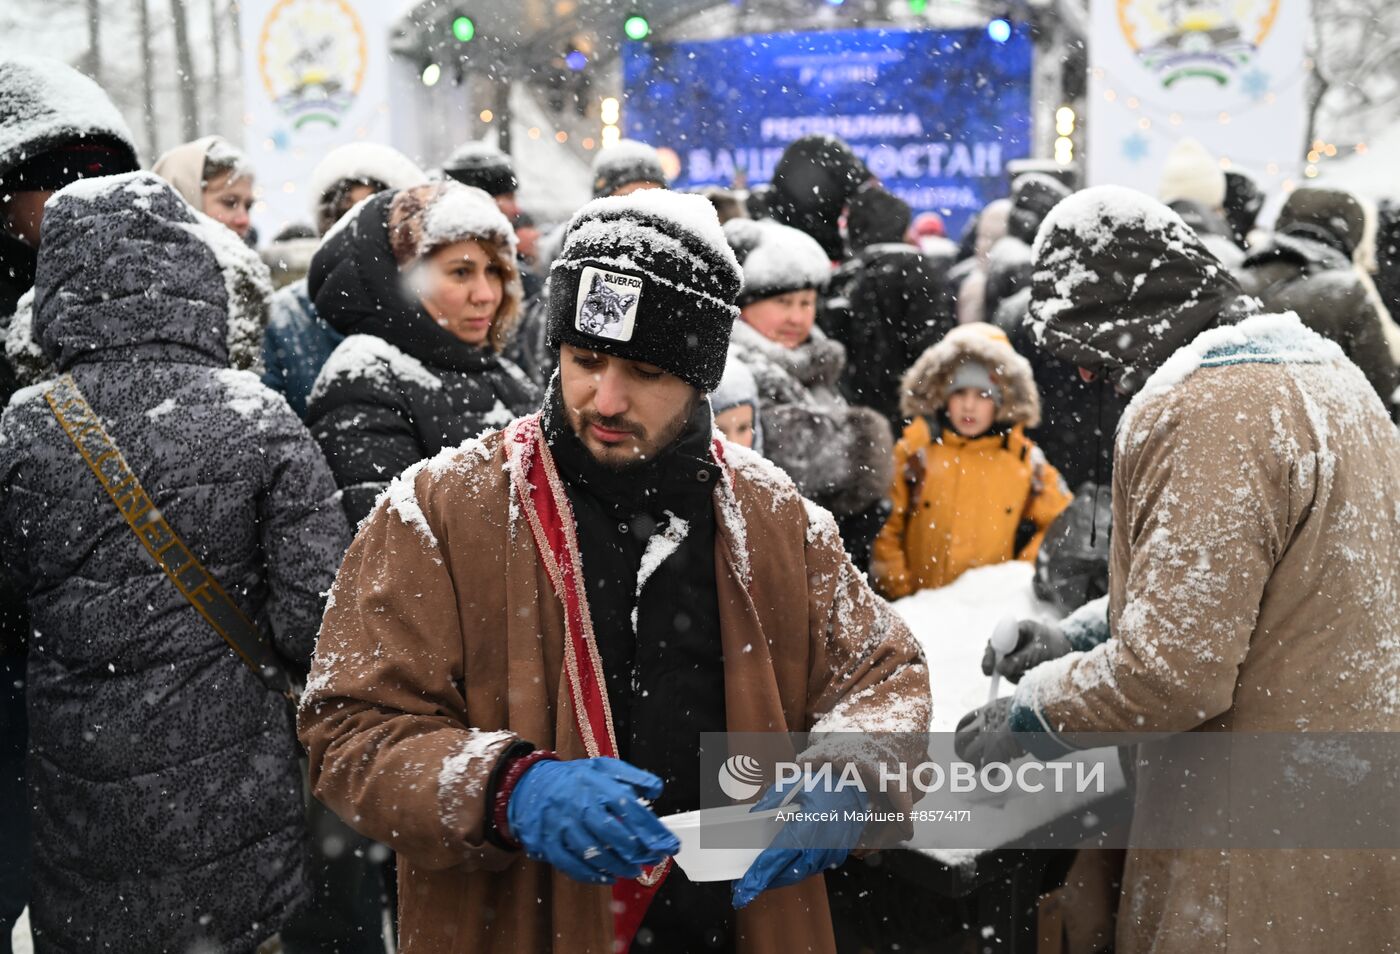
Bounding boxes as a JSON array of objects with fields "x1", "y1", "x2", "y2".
[{"x1": 505, "y1": 415, "x2": 732, "y2": 948}]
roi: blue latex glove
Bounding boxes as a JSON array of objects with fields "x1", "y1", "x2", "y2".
[
  {"x1": 731, "y1": 774, "x2": 870, "y2": 909},
  {"x1": 507, "y1": 757, "x2": 681, "y2": 885}
]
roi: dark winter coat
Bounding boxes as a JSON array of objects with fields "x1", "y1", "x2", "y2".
[
  {"x1": 0, "y1": 173, "x2": 350, "y2": 954},
  {"x1": 304, "y1": 193, "x2": 540, "y2": 525},
  {"x1": 543, "y1": 387, "x2": 734, "y2": 949},
  {"x1": 767, "y1": 135, "x2": 869, "y2": 261},
  {"x1": 994, "y1": 286, "x2": 1128, "y2": 489},
  {"x1": 260, "y1": 276, "x2": 344, "y2": 419},
  {"x1": 1237, "y1": 233, "x2": 1400, "y2": 410},
  {"x1": 1030, "y1": 188, "x2": 1257, "y2": 395},
  {"x1": 298, "y1": 412, "x2": 931, "y2": 953},
  {"x1": 820, "y1": 242, "x2": 955, "y2": 425}
]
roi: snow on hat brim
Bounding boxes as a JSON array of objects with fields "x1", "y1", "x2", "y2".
[
  {"x1": 444, "y1": 141, "x2": 517, "y2": 196},
  {"x1": 387, "y1": 181, "x2": 517, "y2": 266},
  {"x1": 725, "y1": 218, "x2": 831, "y2": 307},
  {"x1": 548, "y1": 190, "x2": 741, "y2": 392},
  {"x1": 591, "y1": 139, "x2": 667, "y2": 197}
]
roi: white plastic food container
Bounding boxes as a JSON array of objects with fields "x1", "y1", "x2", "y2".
[{"x1": 659, "y1": 805, "x2": 787, "y2": 882}]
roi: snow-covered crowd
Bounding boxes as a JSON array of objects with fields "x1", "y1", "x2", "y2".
[{"x1": 1, "y1": 51, "x2": 1398, "y2": 954}]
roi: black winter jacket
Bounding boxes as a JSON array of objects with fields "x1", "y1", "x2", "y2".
[
  {"x1": 820, "y1": 242, "x2": 955, "y2": 425},
  {"x1": 304, "y1": 193, "x2": 540, "y2": 525},
  {"x1": 1237, "y1": 234, "x2": 1400, "y2": 411},
  {"x1": 0, "y1": 174, "x2": 350, "y2": 953}
]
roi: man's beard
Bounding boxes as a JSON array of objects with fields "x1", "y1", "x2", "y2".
[{"x1": 571, "y1": 393, "x2": 700, "y2": 472}]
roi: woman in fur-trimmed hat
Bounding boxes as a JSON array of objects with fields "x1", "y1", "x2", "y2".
[
  {"x1": 305, "y1": 181, "x2": 540, "y2": 524},
  {"x1": 872, "y1": 322, "x2": 1072, "y2": 598}
]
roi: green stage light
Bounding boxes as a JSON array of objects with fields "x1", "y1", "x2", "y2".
[
  {"x1": 452, "y1": 15, "x2": 475, "y2": 42},
  {"x1": 623, "y1": 15, "x2": 651, "y2": 41}
]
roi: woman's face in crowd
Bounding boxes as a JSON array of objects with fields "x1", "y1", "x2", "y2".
[
  {"x1": 714, "y1": 403, "x2": 755, "y2": 448},
  {"x1": 740, "y1": 289, "x2": 817, "y2": 350},
  {"x1": 947, "y1": 388, "x2": 997, "y2": 438},
  {"x1": 202, "y1": 171, "x2": 254, "y2": 239},
  {"x1": 416, "y1": 239, "x2": 504, "y2": 347}
]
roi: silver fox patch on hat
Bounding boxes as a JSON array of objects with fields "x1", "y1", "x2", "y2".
[{"x1": 575, "y1": 266, "x2": 642, "y2": 342}]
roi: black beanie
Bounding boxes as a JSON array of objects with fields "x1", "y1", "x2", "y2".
[
  {"x1": 0, "y1": 138, "x2": 137, "y2": 192},
  {"x1": 443, "y1": 141, "x2": 517, "y2": 196},
  {"x1": 1008, "y1": 173, "x2": 1072, "y2": 244},
  {"x1": 548, "y1": 191, "x2": 741, "y2": 392},
  {"x1": 768, "y1": 135, "x2": 869, "y2": 260},
  {"x1": 846, "y1": 186, "x2": 912, "y2": 250},
  {"x1": 591, "y1": 140, "x2": 668, "y2": 198}
]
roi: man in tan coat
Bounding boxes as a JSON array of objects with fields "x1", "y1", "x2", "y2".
[
  {"x1": 299, "y1": 190, "x2": 931, "y2": 953},
  {"x1": 957, "y1": 186, "x2": 1400, "y2": 953}
]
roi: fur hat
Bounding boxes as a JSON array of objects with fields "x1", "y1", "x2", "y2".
[
  {"x1": 1158, "y1": 138, "x2": 1226, "y2": 210},
  {"x1": 900, "y1": 322, "x2": 1040, "y2": 426},
  {"x1": 547, "y1": 190, "x2": 741, "y2": 392},
  {"x1": 386, "y1": 181, "x2": 517, "y2": 266},
  {"x1": 310, "y1": 142, "x2": 426, "y2": 234}
]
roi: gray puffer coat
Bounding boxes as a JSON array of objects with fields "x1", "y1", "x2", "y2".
[{"x1": 0, "y1": 172, "x2": 350, "y2": 954}]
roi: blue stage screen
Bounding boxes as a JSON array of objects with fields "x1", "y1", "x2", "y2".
[{"x1": 622, "y1": 25, "x2": 1033, "y2": 238}]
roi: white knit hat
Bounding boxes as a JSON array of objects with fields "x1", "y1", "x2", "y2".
[{"x1": 1158, "y1": 139, "x2": 1226, "y2": 210}]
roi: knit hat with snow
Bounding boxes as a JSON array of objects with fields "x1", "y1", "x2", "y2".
[
  {"x1": 724, "y1": 218, "x2": 830, "y2": 307},
  {"x1": 710, "y1": 349, "x2": 764, "y2": 453},
  {"x1": 1276, "y1": 187, "x2": 1366, "y2": 259},
  {"x1": 1157, "y1": 138, "x2": 1226, "y2": 210},
  {"x1": 443, "y1": 140, "x2": 517, "y2": 196},
  {"x1": 547, "y1": 190, "x2": 741, "y2": 392},
  {"x1": 591, "y1": 139, "x2": 667, "y2": 198}
]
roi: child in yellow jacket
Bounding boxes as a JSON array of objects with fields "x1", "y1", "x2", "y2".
[{"x1": 873, "y1": 323, "x2": 1072, "y2": 599}]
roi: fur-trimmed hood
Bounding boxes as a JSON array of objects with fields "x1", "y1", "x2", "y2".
[{"x1": 899, "y1": 322, "x2": 1041, "y2": 427}]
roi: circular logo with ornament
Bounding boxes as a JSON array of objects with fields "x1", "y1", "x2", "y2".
[
  {"x1": 1117, "y1": 0, "x2": 1281, "y2": 88},
  {"x1": 258, "y1": 0, "x2": 368, "y2": 129}
]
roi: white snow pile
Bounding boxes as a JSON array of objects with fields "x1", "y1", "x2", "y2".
[
  {"x1": 308, "y1": 142, "x2": 426, "y2": 210},
  {"x1": 724, "y1": 218, "x2": 831, "y2": 298},
  {"x1": 311, "y1": 334, "x2": 443, "y2": 405},
  {"x1": 419, "y1": 181, "x2": 517, "y2": 258},
  {"x1": 891, "y1": 561, "x2": 1064, "y2": 733},
  {"x1": 892, "y1": 563, "x2": 1127, "y2": 866},
  {"x1": 0, "y1": 56, "x2": 134, "y2": 169}
]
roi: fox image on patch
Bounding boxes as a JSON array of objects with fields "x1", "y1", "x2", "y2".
[{"x1": 575, "y1": 268, "x2": 642, "y2": 341}]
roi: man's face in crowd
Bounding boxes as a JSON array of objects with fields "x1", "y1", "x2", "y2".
[
  {"x1": 494, "y1": 192, "x2": 520, "y2": 223},
  {"x1": 559, "y1": 343, "x2": 698, "y2": 470},
  {"x1": 1, "y1": 190, "x2": 53, "y2": 247}
]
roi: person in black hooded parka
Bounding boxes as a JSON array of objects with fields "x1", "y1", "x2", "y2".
[
  {"x1": 0, "y1": 172, "x2": 350, "y2": 953},
  {"x1": 305, "y1": 181, "x2": 540, "y2": 525},
  {"x1": 819, "y1": 185, "x2": 955, "y2": 427}
]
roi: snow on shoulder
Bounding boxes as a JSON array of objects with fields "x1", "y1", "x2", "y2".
[
  {"x1": 311, "y1": 334, "x2": 443, "y2": 405},
  {"x1": 373, "y1": 433, "x2": 496, "y2": 547},
  {"x1": 1123, "y1": 311, "x2": 1345, "y2": 431},
  {"x1": 47, "y1": 171, "x2": 168, "y2": 209}
]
